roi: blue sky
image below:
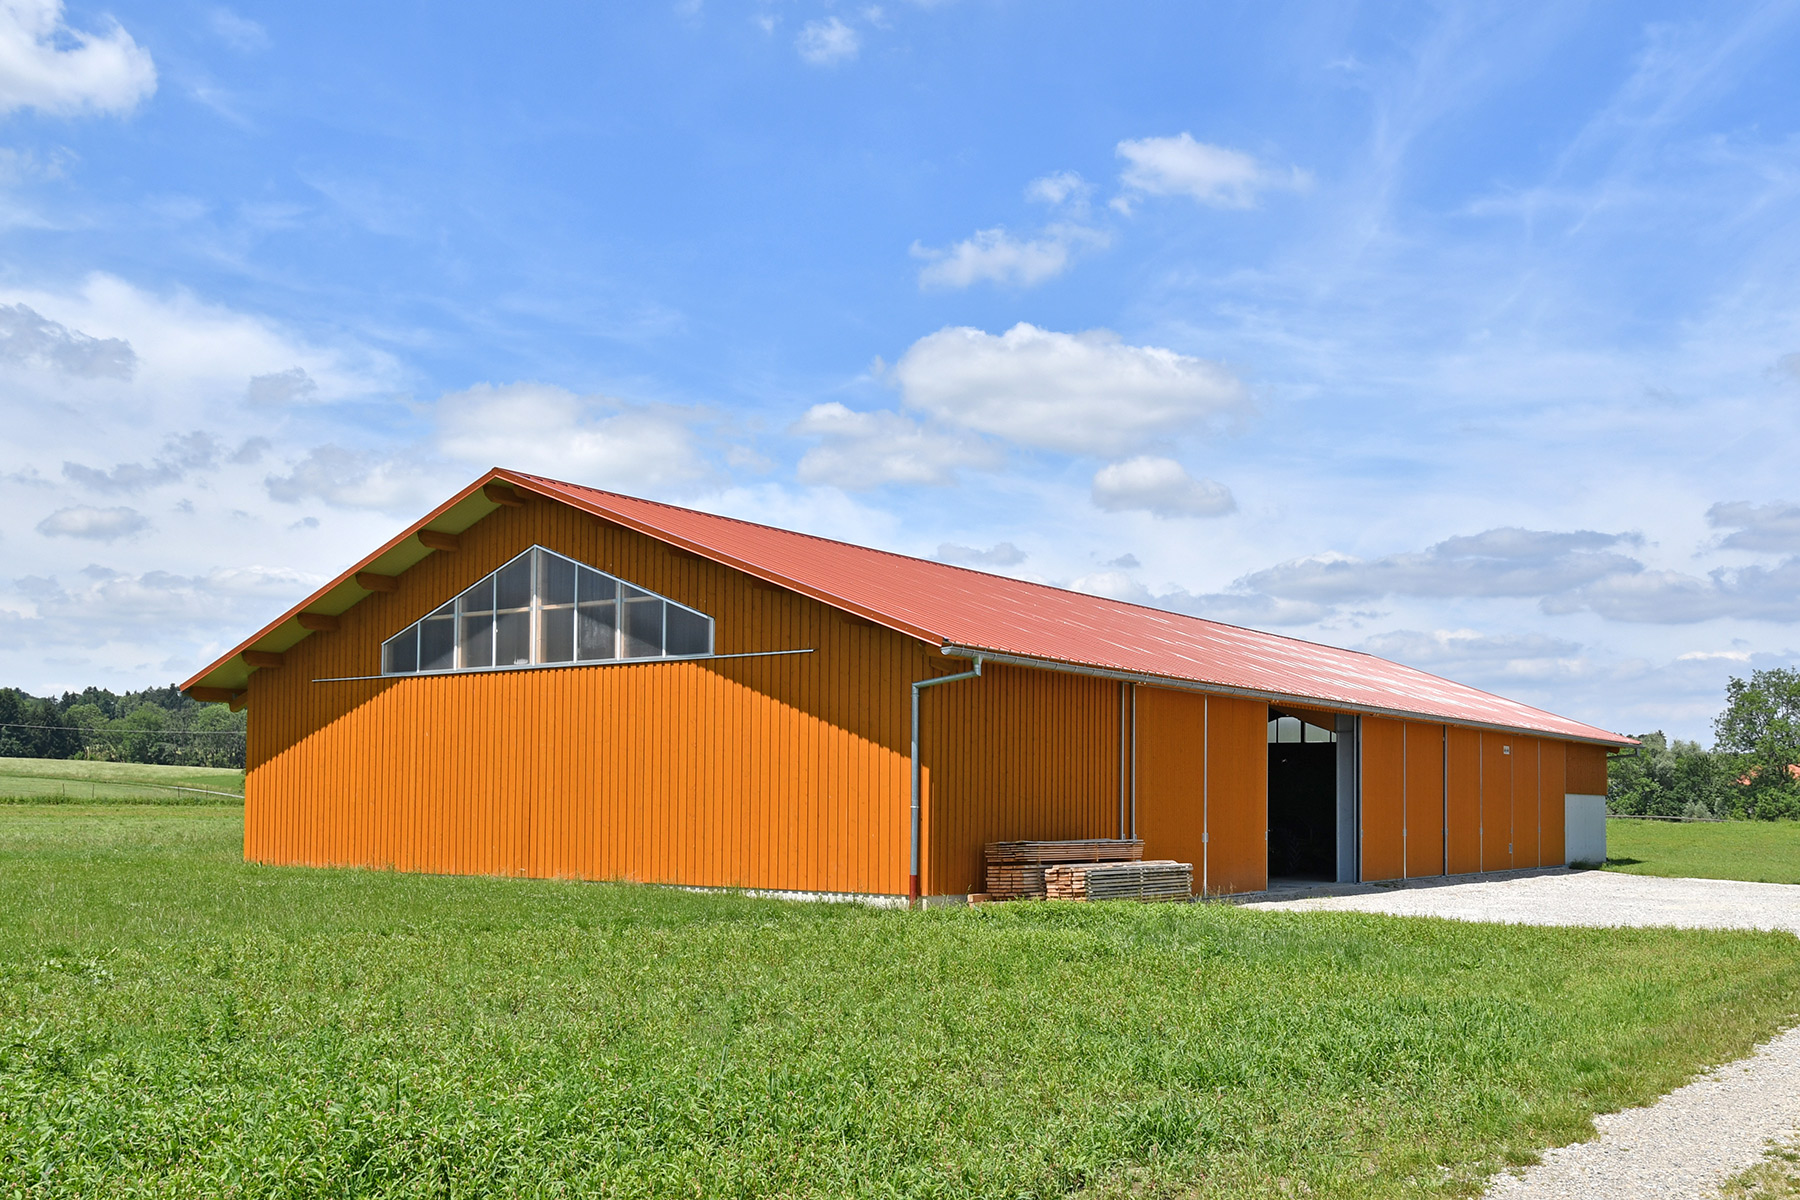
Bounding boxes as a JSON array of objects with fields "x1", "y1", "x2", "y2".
[{"x1": 4, "y1": 1, "x2": 1800, "y2": 740}]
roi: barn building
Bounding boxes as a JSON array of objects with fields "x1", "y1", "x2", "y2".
[{"x1": 183, "y1": 468, "x2": 1628, "y2": 903}]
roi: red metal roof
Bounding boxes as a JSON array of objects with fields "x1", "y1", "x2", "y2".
[
  {"x1": 514, "y1": 471, "x2": 1629, "y2": 745},
  {"x1": 185, "y1": 467, "x2": 1632, "y2": 746}
]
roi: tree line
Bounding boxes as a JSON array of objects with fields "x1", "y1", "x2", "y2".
[
  {"x1": 1609, "y1": 668, "x2": 1800, "y2": 820},
  {"x1": 0, "y1": 685, "x2": 245, "y2": 769}
]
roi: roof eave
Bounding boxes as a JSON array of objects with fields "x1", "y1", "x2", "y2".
[
  {"x1": 180, "y1": 470, "x2": 517, "y2": 695},
  {"x1": 940, "y1": 644, "x2": 1638, "y2": 748}
]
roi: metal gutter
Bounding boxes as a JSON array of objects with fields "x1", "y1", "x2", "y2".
[{"x1": 939, "y1": 644, "x2": 1634, "y2": 749}]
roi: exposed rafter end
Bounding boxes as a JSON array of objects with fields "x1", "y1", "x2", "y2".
[
  {"x1": 243, "y1": 651, "x2": 284, "y2": 669},
  {"x1": 355, "y1": 571, "x2": 400, "y2": 592},
  {"x1": 419, "y1": 529, "x2": 461, "y2": 552},
  {"x1": 484, "y1": 482, "x2": 526, "y2": 507},
  {"x1": 296, "y1": 612, "x2": 339, "y2": 632},
  {"x1": 188, "y1": 687, "x2": 239, "y2": 704}
]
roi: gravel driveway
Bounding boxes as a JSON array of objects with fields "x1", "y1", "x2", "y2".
[
  {"x1": 1248, "y1": 868, "x2": 1800, "y2": 1197},
  {"x1": 1242, "y1": 866, "x2": 1800, "y2": 934}
]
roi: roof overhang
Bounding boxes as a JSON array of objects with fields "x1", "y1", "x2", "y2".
[
  {"x1": 182, "y1": 472, "x2": 533, "y2": 697},
  {"x1": 182, "y1": 468, "x2": 943, "y2": 701}
]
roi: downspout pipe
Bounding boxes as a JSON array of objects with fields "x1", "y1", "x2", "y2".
[{"x1": 910, "y1": 657, "x2": 983, "y2": 908}]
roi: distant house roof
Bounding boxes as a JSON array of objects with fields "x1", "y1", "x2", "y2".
[{"x1": 184, "y1": 467, "x2": 1633, "y2": 746}]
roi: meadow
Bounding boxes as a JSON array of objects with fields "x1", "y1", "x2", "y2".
[
  {"x1": 1606, "y1": 817, "x2": 1800, "y2": 885},
  {"x1": 4, "y1": 804, "x2": 1800, "y2": 1198},
  {"x1": 0, "y1": 755, "x2": 243, "y2": 804}
]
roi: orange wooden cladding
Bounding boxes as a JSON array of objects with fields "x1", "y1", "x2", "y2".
[
  {"x1": 243, "y1": 491, "x2": 1611, "y2": 897},
  {"x1": 1403, "y1": 722, "x2": 1446, "y2": 878},
  {"x1": 1566, "y1": 742, "x2": 1609, "y2": 795},
  {"x1": 246, "y1": 496, "x2": 1127, "y2": 899},
  {"x1": 1360, "y1": 716, "x2": 1406, "y2": 882},
  {"x1": 1539, "y1": 738, "x2": 1567, "y2": 867},
  {"x1": 1204, "y1": 695, "x2": 1267, "y2": 896},
  {"x1": 1511, "y1": 736, "x2": 1541, "y2": 868},
  {"x1": 1445, "y1": 725, "x2": 1482, "y2": 874},
  {"x1": 1133, "y1": 687, "x2": 1206, "y2": 890},
  {"x1": 1479, "y1": 733, "x2": 1513, "y2": 871}
]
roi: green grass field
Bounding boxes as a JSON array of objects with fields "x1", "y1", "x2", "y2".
[
  {"x1": 1606, "y1": 817, "x2": 1800, "y2": 885},
  {"x1": 4, "y1": 805, "x2": 1800, "y2": 1198},
  {"x1": 0, "y1": 755, "x2": 242, "y2": 803}
]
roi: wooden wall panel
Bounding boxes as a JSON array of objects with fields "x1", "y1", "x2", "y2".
[
  {"x1": 241, "y1": 489, "x2": 1607, "y2": 900},
  {"x1": 1480, "y1": 733, "x2": 1513, "y2": 872},
  {"x1": 1403, "y1": 722, "x2": 1446, "y2": 878},
  {"x1": 1539, "y1": 739, "x2": 1567, "y2": 866},
  {"x1": 1445, "y1": 726, "x2": 1482, "y2": 874},
  {"x1": 1360, "y1": 717, "x2": 1406, "y2": 882},
  {"x1": 1511, "y1": 736, "x2": 1541, "y2": 868},
  {"x1": 1133, "y1": 687, "x2": 1206, "y2": 894},
  {"x1": 925, "y1": 662, "x2": 1122, "y2": 897},
  {"x1": 1566, "y1": 742, "x2": 1609, "y2": 795},
  {"x1": 245, "y1": 494, "x2": 1128, "y2": 900},
  {"x1": 1205, "y1": 695, "x2": 1268, "y2": 896}
]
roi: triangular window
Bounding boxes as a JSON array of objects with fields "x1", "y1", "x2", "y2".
[{"x1": 380, "y1": 546, "x2": 713, "y2": 675}]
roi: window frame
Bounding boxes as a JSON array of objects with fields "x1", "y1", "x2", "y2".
[{"x1": 379, "y1": 545, "x2": 715, "y2": 678}]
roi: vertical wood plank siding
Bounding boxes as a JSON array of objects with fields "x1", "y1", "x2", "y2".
[
  {"x1": 1566, "y1": 743, "x2": 1609, "y2": 796},
  {"x1": 1360, "y1": 717, "x2": 1406, "y2": 882},
  {"x1": 1125, "y1": 687, "x2": 1206, "y2": 892},
  {"x1": 249, "y1": 498, "x2": 921, "y2": 895},
  {"x1": 1479, "y1": 733, "x2": 1514, "y2": 871},
  {"x1": 1538, "y1": 738, "x2": 1567, "y2": 867},
  {"x1": 1403, "y1": 722, "x2": 1446, "y2": 878},
  {"x1": 1204, "y1": 696, "x2": 1268, "y2": 896},
  {"x1": 1511, "y1": 736, "x2": 1542, "y2": 868},
  {"x1": 1445, "y1": 726, "x2": 1483, "y2": 874},
  {"x1": 243, "y1": 494, "x2": 1610, "y2": 895}
]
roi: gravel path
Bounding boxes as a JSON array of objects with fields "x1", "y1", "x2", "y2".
[
  {"x1": 1242, "y1": 868, "x2": 1800, "y2": 934},
  {"x1": 1484, "y1": 1023, "x2": 1800, "y2": 1199},
  {"x1": 1247, "y1": 870, "x2": 1800, "y2": 1197}
]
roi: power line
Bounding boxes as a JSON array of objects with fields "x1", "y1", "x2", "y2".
[{"x1": 0, "y1": 722, "x2": 244, "y2": 739}]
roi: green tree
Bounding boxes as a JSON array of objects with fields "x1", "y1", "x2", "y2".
[
  {"x1": 1608, "y1": 731, "x2": 1729, "y2": 818},
  {"x1": 1713, "y1": 669, "x2": 1800, "y2": 820}
]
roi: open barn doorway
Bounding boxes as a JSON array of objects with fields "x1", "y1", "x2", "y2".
[{"x1": 1266, "y1": 709, "x2": 1340, "y2": 884}]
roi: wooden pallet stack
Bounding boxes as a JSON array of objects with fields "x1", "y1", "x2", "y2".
[
  {"x1": 1043, "y1": 860, "x2": 1193, "y2": 902},
  {"x1": 984, "y1": 839, "x2": 1144, "y2": 900}
]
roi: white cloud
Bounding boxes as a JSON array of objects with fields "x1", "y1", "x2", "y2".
[
  {"x1": 1708, "y1": 500, "x2": 1800, "y2": 553},
  {"x1": 791, "y1": 401, "x2": 997, "y2": 488},
  {"x1": 1091, "y1": 456, "x2": 1234, "y2": 518},
  {"x1": 0, "y1": 302, "x2": 134, "y2": 378},
  {"x1": 435, "y1": 382, "x2": 710, "y2": 490},
  {"x1": 889, "y1": 323, "x2": 1249, "y2": 456},
  {"x1": 1244, "y1": 528, "x2": 1645, "y2": 603},
  {"x1": 208, "y1": 8, "x2": 268, "y2": 53},
  {"x1": 1114, "y1": 132, "x2": 1308, "y2": 210},
  {"x1": 244, "y1": 366, "x2": 318, "y2": 408},
  {"x1": 796, "y1": 17, "x2": 858, "y2": 66},
  {"x1": 1026, "y1": 170, "x2": 1091, "y2": 210},
  {"x1": 35, "y1": 504, "x2": 149, "y2": 540},
  {"x1": 63, "y1": 431, "x2": 220, "y2": 493},
  {"x1": 0, "y1": 0, "x2": 156, "y2": 117},
  {"x1": 937, "y1": 541, "x2": 1026, "y2": 567},
  {"x1": 912, "y1": 224, "x2": 1106, "y2": 289},
  {"x1": 261, "y1": 445, "x2": 444, "y2": 515}
]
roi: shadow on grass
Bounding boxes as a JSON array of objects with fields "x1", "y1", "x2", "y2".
[{"x1": 1606, "y1": 857, "x2": 1646, "y2": 867}]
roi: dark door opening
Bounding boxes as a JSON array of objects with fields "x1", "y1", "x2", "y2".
[{"x1": 1267, "y1": 710, "x2": 1339, "y2": 883}]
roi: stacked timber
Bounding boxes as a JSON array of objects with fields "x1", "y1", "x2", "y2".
[
  {"x1": 984, "y1": 839, "x2": 1143, "y2": 900},
  {"x1": 1043, "y1": 860, "x2": 1192, "y2": 903}
]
